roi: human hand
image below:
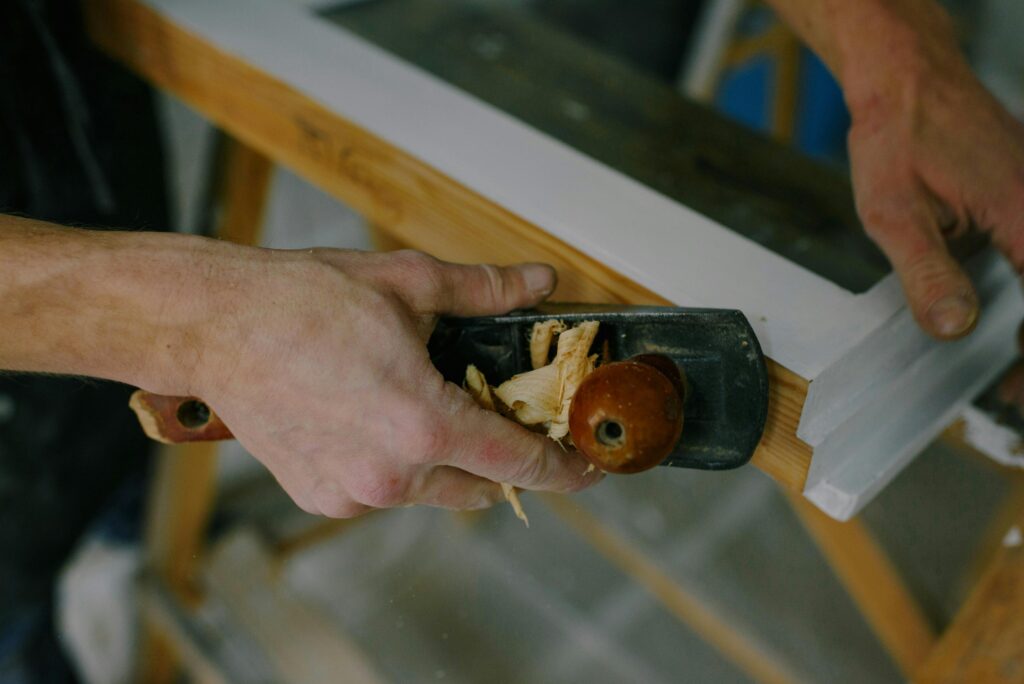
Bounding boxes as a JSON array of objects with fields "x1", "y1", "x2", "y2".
[
  {"x1": 189, "y1": 247, "x2": 602, "y2": 517},
  {"x1": 843, "y1": 17, "x2": 1024, "y2": 339}
]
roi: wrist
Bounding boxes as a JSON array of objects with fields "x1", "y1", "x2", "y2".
[
  {"x1": 832, "y1": 2, "x2": 965, "y2": 122},
  {"x1": 130, "y1": 233, "x2": 271, "y2": 398}
]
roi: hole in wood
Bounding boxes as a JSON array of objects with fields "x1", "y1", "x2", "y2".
[
  {"x1": 596, "y1": 420, "x2": 625, "y2": 448},
  {"x1": 177, "y1": 400, "x2": 211, "y2": 429}
]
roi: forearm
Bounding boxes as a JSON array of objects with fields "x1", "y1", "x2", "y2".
[
  {"x1": 764, "y1": 0, "x2": 965, "y2": 109},
  {"x1": 0, "y1": 215, "x2": 248, "y2": 394}
]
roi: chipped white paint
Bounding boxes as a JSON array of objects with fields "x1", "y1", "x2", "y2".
[
  {"x1": 140, "y1": 0, "x2": 1024, "y2": 519},
  {"x1": 960, "y1": 404, "x2": 1024, "y2": 470}
]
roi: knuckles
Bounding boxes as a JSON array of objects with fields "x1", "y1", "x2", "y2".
[
  {"x1": 509, "y1": 448, "x2": 547, "y2": 488},
  {"x1": 386, "y1": 250, "x2": 445, "y2": 297},
  {"x1": 349, "y1": 471, "x2": 410, "y2": 508},
  {"x1": 310, "y1": 479, "x2": 369, "y2": 519},
  {"x1": 390, "y1": 397, "x2": 453, "y2": 466},
  {"x1": 476, "y1": 263, "x2": 510, "y2": 308}
]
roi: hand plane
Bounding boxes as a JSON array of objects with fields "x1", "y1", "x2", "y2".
[{"x1": 129, "y1": 304, "x2": 769, "y2": 472}]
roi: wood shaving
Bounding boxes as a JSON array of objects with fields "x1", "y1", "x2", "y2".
[
  {"x1": 495, "y1": 320, "x2": 599, "y2": 440},
  {"x1": 463, "y1": 321, "x2": 601, "y2": 526},
  {"x1": 465, "y1": 364, "x2": 528, "y2": 526},
  {"x1": 529, "y1": 320, "x2": 566, "y2": 369}
]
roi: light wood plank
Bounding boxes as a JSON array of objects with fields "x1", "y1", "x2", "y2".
[
  {"x1": 786, "y1": 494, "x2": 936, "y2": 677},
  {"x1": 143, "y1": 443, "x2": 220, "y2": 604},
  {"x1": 915, "y1": 510, "x2": 1024, "y2": 683},
  {"x1": 959, "y1": 475, "x2": 1024, "y2": 604},
  {"x1": 85, "y1": 0, "x2": 813, "y2": 491}
]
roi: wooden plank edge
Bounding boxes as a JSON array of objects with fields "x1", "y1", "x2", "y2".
[{"x1": 914, "y1": 509, "x2": 1024, "y2": 683}]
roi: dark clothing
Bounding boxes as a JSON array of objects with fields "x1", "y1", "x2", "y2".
[{"x1": 0, "y1": 1, "x2": 168, "y2": 680}]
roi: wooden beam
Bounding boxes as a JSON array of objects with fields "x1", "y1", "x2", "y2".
[
  {"x1": 143, "y1": 443, "x2": 220, "y2": 604},
  {"x1": 915, "y1": 510, "x2": 1024, "y2": 683},
  {"x1": 786, "y1": 494, "x2": 936, "y2": 677},
  {"x1": 85, "y1": 0, "x2": 813, "y2": 491},
  {"x1": 542, "y1": 494, "x2": 803, "y2": 684},
  {"x1": 958, "y1": 475, "x2": 1024, "y2": 604}
]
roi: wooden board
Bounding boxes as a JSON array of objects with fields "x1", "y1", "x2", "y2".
[
  {"x1": 85, "y1": 0, "x2": 1024, "y2": 517},
  {"x1": 915, "y1": 513, "x2": 1024, "y2": 683}
]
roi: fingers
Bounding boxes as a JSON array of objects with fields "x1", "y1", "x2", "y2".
[
  {"x1": 877, "y1": 215, "x2": 977, "y2": 340},
  {"x1": 430, "y1": 261, "x2": 557, "y2": 316},
  {"x1": 410, "y1": 466, "x2": 505, "y2": 510},
  {"x1": 439, "y1": 386, "x2": 603, "y2": 493},
  {"x1": 380, "y1": 251, "x2": 557, "y2": 317},
  {"x1": 306, "y1": 479, "x2": 375, "y2": 519},
  {"x1": 850, "y1": 138, "x2": 978, "y2": 339}
]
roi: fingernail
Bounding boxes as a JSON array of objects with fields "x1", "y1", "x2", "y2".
[
  {"x1": 926, "y1": 294, "x2": 977, "y2": 338},
  {"x1": 518, "y1": 263, "x2": 556, "y2": 297}
]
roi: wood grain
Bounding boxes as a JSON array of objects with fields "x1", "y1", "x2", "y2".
[
  {"x1": 915, "y1": 510, "x2": 1024, "y2": 683},
  {"x1": 85, "y1": 0, "x2": 813, "y2": 490}
]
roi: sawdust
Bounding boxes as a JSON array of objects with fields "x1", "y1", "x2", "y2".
[{"x1": 463, "y1": 321, "x2": 600, "y2": 526}]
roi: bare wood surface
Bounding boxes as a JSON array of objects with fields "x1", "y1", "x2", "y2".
[
  {"x1": 915, "y1": 510, "x2": 1024, "y2": 683},
  {"x1": 786, "y1": 494, "x2": 936, "y2": 678},
  {"x1": 542, "y1": 493, "x2": 804, "y2": 684},
  {"x1": 86, "y1": 0, "x2": 813, "y2": 491},
  {"x1": 959, "y1": 475, "x2": 1024, "y2": 604},
  {"x1": 368, "y1": 224, "x2": 408, "y2": 252},
  {"x1": 137, "y1": 442, "x2": 221, "y2": 682}
]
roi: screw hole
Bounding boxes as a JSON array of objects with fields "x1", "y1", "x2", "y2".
[
  {"x1": 177, "y1": 400, "x2": 211, "y2": 429},
  {"x1": 596, "y1": 420, "x2": 625, "y2": 448}
]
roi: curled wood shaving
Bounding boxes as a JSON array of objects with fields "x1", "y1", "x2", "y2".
[
  {"x1": 463, "y1": 322, "x2": 601, "y2": 526},
  {"x1": 465, "y1": 364, "x2": 528, "y2": 526},
  {"x1": 465, "y1": 364, "x2": 496, "y2": 411},
  {"x1": 530, "y1": 320, "x2": 566, "y2": 369},
  {"x1": 495, "y1": 321, "x2": 599, "y2": 441}
]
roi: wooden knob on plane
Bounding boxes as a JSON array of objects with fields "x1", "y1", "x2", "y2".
[
  {"x1": 129, "y1": 391, "x2": 233, "y2": 444},
  {"x1": 568, "y1": 356, "x2": 685, "y2": 474}
]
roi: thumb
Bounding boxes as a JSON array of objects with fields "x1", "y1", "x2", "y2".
[
  {"x1": 864, "y1": 205, "x2": 978, "y2": 339},
  {"x1": 430, "y1": 261, "x2": 557, "y2": 316}
]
